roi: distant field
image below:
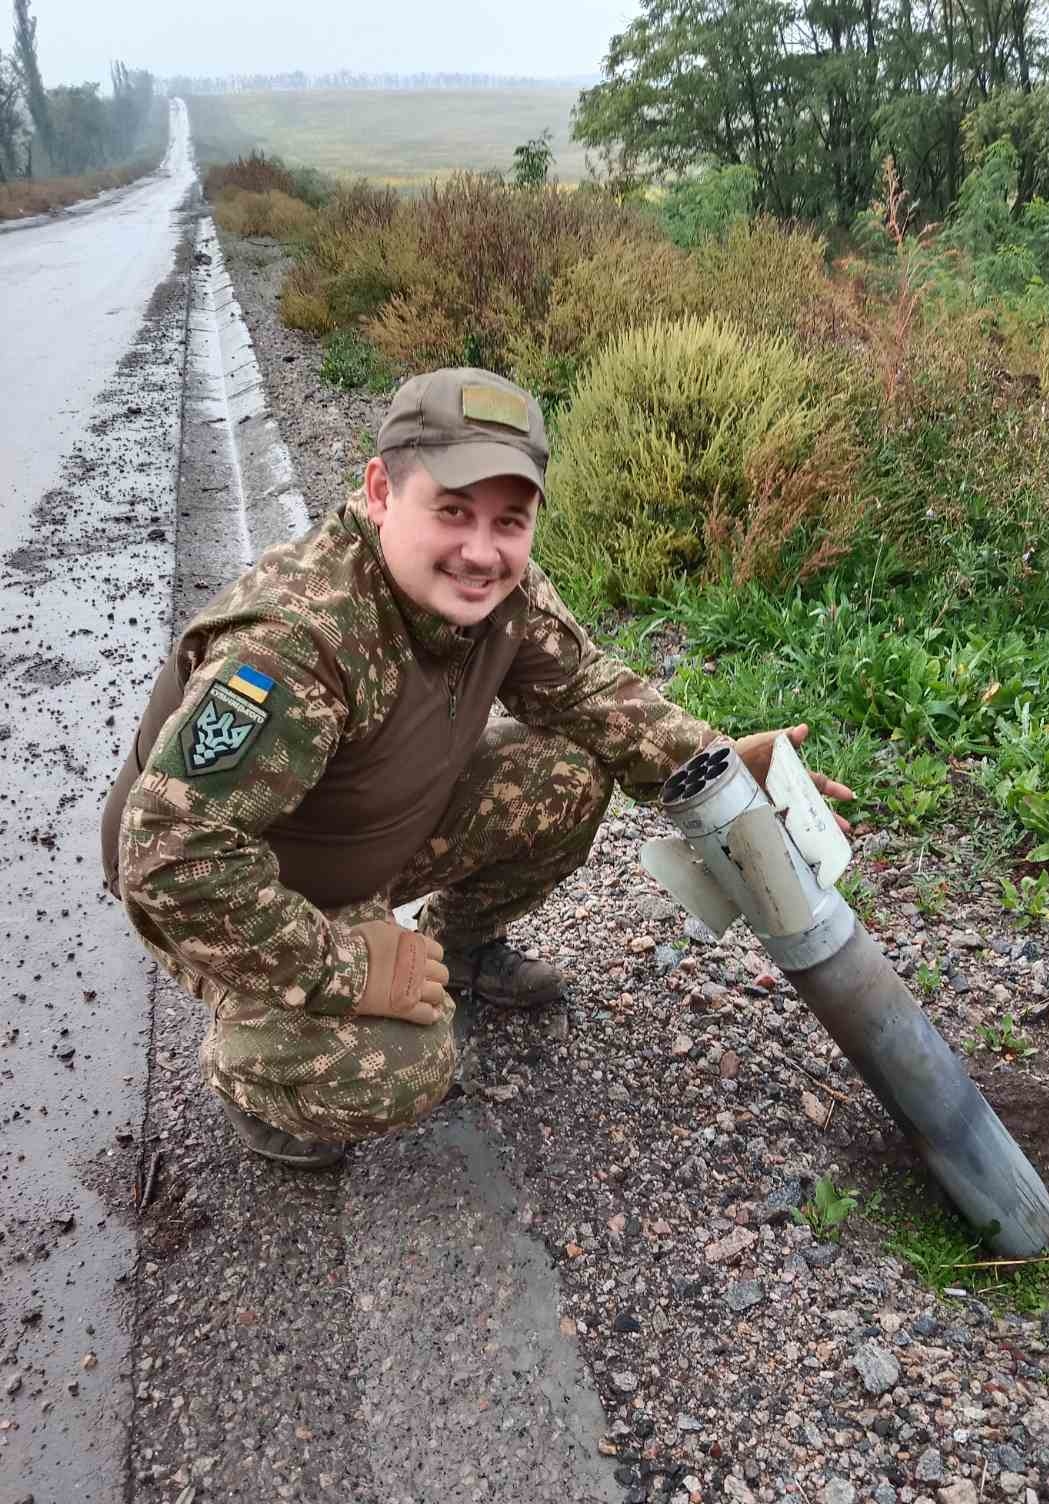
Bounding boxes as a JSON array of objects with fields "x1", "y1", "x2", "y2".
[{"x1": 185, "y1": 88, "x2": 593, "y2": 186}]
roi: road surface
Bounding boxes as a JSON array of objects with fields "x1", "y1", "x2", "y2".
[{"x1": 0, "y1": 100, "x2": 197, "y2": 1503}]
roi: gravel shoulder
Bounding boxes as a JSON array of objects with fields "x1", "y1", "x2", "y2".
[{"x1": 193, "y1": 232, "x2": 1049, "y2": 1504}]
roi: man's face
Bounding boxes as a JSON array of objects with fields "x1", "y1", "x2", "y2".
[{"x1": 364, "y1": 457, "x2": 540, "y2": 627}]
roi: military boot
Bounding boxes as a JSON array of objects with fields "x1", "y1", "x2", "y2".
[
  {"x1": 444, "y1": 937, "x2": 564, "y2": 1009},
  {"x1": 218, "y1": 1097, "x2": 345, "y2": 1169}
]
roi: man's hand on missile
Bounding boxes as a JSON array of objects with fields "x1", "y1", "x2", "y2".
[
  {"x1": 351, "y1": 920, "x2": 450, "y2": 1025},
  {"x1": 732, "y1": 723, "x2": 855, "y2": 833}
]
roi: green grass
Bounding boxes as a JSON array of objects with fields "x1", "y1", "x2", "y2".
[
  {"x1": 870, "y1": 1172, "x2": 1049, "y2": 1316},
  {"x1": 589, "y1": 563, "x2": 1049, "y2": 854},
  {"x1": 185, "y1": 88, "x2": 593, "y2": 185}
]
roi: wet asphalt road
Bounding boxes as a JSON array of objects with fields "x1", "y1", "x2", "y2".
[{"x1": 0, "y1": 103, "x2": 196, "y2": 1503}]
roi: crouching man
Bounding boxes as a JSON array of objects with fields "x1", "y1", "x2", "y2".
[{"x1": 101, "y1": 367, "x2": 850, "y2": 1168}]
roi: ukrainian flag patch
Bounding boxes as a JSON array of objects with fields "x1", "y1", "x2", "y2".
[{"x1": 227, "y1": 664, "x2": 274, "y2": 705}]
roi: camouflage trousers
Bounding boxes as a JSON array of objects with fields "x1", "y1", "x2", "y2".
[{"x1": 198, "y1": 718, "x2": 613, "y2": 1143}]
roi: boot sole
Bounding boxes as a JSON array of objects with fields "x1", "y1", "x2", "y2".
[{"x1": 244, "y1": 1142, "x2": 345, "y2": 1169}]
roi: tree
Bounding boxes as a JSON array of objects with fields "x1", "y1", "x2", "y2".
[
  {"x1": 12, "y1": 0, "x2": 51, "y2": 169},
  {"x1": 512, "y1": 128, "x2": 555, "y2": 187},
  {"x1": 0, "y1": 49, "x2": 27, "y2": 180},
  {"x1": 964, "y1": 85, "x2": 1049, "y2": 210},
  {"x1": 572, "y1": 0, "x2": 1049, "y2": 224},
  {"x1": 46, "y1": 83, "x2": 108, "y2": 174},
  {"x1": 109, "y1": 61, "x2": 154, "y2": 160}
]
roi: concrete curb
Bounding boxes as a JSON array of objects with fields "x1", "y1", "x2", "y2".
[{"x1": 186, "y1": 216, "x2": 311, "y2": 566}]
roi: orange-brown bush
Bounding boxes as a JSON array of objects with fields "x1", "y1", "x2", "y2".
[
  {"x1": 204, "y1": 151, "x2": 295, "y2": 200},
  {"x1": 281, "y1": 173, "x2": 663, "y2": 371}
]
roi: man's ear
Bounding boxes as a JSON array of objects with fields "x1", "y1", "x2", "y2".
[{"x1": 364, "y1": 456, "x2": 392, "y2": 525}]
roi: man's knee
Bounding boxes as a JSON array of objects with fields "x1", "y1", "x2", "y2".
[{"x1": 201, "y1": 997, "x2": 457, "y2": 1145}]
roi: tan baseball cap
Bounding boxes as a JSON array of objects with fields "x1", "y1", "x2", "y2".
[{"x1": 377, "y1": 367, "x2": 548, "y2": 498}]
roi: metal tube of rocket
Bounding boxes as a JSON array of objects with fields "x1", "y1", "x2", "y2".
[{"x1": 641, "y1": 737, "x2": 1049, "y2": 1258}]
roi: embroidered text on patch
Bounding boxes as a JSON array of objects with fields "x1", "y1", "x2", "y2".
[{"x1": 180, "y1": 682, "x2": 269, "y2": 777}]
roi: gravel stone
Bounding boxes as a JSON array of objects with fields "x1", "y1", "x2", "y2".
[
  {"x1": 822, "y1": 1481, "x2": 856, "y2": 1504},
  {"x1": 915, "y1": 1446, "x2": 943, "y2": 1482},
  {"x1": 936, "y1": 1485, "x2": 978, "y2": 1504},
  {"x1": 853, "y1": 1342, "x2": 901, "y2": 1395},
  {"x1": 724, "y1": 1280, "x2": 765, "y2": 1313},
  {"x1": 654, "y1": 944, "x2": 681, "y2": 974}
]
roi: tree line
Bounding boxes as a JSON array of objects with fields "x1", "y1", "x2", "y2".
[
  {"x1": 0, "y1": 0, "x2": 156, "y2": 181},
  {"x1": 572, "y1": 0, "x2": 1049, "y2": 223},
  {"x1": 164, "y1": 70, "x2": 596, "y2": 96}
]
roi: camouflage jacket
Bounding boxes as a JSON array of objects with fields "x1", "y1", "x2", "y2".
[{"x1": 116, "y1": 493, "x2": 712, "y2": 1016}]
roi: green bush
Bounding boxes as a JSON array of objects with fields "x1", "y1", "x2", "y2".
[
  {"x1": 661, "y1": 164, "x2": 759, "y2": 247},
  {"x1": 286, "y1": 164, "x2": 339, "y2": 208},
  {"x1": 508, "y1": 235, "x2": 695, "y2": 408},
  {"x1": 538, "y1": 314, "x2": 853, "y2": 601},
  {"x1": 684, "y1": 217, "x2": 831, "y2": 344}
]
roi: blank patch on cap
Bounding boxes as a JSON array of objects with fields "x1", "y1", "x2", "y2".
[{"x1": 462, "y1": 384, "x2": 530, "y2": 433}]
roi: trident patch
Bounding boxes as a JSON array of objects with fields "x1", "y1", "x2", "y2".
[{"x1": 180, "y1": 681, "x2": 269, "y2": 777}]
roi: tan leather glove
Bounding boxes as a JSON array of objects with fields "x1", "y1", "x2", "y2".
[{"x1": 351, "y1": 920, "x2": 449, "y2": 1026}]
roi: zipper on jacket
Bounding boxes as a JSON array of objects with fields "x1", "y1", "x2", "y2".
[{"x1": 447, "y1": 638, "x2": 478, "y2": 722}]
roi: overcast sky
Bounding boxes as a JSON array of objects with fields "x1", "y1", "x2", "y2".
[{"x1": 28, "y1": 0, "x2": 635, "y2": 87}]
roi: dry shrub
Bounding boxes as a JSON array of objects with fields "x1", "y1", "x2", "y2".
[
  {"x1": 212, "y1": 188, "x2": 317, "y2": 241},
  {"x1": 319, "y1": 179, "x2": 400, "y2": 234},
  {"x1": 707, "y1": 433, "x2": 859, "y2": 588},
  {"x1": 685, "y1": 218, "x2": 830, "y2": 344},
  {"x1": 364, "y1": 290, "x2": 464, "y2": 367},
  {"x1": 283, "y1": 173, "x2": 660, "y2": 372},
  {"x1": 538, "y1": 314, "x2": 853, "y2": 600},
  {"x1": 280, "y1": 260, "x2": 336, "y2": 334},
  {"x1": 204, "y1": 151, "x2": 295, "y2": 199},
  {"x1": 0, "y1": 160, "x2": 157, "y2": 221}
]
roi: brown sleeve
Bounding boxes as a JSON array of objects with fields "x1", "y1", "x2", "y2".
[{"x1": 498, "y1": 563, "x2": 715, "y2": 802}]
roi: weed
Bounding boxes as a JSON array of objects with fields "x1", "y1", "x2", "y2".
[
  {"x1": 963, "y1": 1011, "x2": 1038, "y2": 1061},
  {"x1": 837, "y1": 871, "x2": 877, "y2": 923},
  {"x1": 915, "y1": 961, "x2": 943, "y2": 995},
  {"x1": 791, "y1": 1176, "x2": 860, "y2": 1241},
  {"x1": 1001, "y1": 871, "x2": 1049, "y2": 928},
  {"x1": 320, "y1": 331, "x2": 395, "y2": 394},
  {"x1": 884, "y1": 754, "x2": 952, "y2": 831},
  {"x1": 914, "y1": 877, "x2": 949, "y2": 917}
]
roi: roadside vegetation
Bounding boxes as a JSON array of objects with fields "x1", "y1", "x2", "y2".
[
  {"x1": 206, "y1": 130, "x2": 1049, "y2": 869},
  {"x1": 0, "y1": 2, "x2": 163, "y2": 220}
]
